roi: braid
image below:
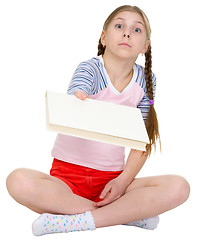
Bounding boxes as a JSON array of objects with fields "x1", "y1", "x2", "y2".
[
  {"x1": 145, "y1": 45, "x2": 153, "y2": 100},
  {"x1": 97, "y1": 38, "x2": 106, "y2": 56},
  {"x1": 145, "y1": 44, "x2": 161, "y2": 155}
]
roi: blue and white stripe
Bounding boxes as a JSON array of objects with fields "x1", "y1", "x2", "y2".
[{"x1": 67, "y1": 58, "x2": 108, "y2": 96}]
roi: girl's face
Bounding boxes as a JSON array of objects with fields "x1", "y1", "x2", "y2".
[{"x1": 101, "y1": 11, "x2": 150, "y2": 61}]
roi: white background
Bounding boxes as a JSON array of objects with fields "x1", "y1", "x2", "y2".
[{"x1": 1, "y1": 0, "x2": 201, "y2": 239}]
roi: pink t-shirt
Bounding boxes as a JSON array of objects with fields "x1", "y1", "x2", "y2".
[{"x1": 51, "y1": 56, "x2": 156, "y2": 171}]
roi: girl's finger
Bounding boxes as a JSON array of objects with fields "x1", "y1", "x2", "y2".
[
  {"x1": 99, "y1": 184, "x2": 111, "y2": 199},
  {"x1": 74, "y1": 90, "x2": 89, "y2": 100},
  {"x1": 95, "y1": 192, "x2": 115, "y2": 207}
]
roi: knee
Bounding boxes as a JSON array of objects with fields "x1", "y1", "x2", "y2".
[
  {"x1": 168, "y1": 175, "x2": 190, "y2": 207},
  {"x1": 6, "y1": 168, "x2": 30, "y2": 200}
]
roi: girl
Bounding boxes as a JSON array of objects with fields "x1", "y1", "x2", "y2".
[{"x1": 6, "y1": 5, "x2": 190, "y2": 236}]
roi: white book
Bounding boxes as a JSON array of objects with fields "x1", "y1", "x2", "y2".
[{"x1": 45, "y1": 91, "x2": 150, "y2": 151}]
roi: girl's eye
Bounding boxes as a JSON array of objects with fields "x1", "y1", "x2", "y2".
[
  {"x1": 115, "y1": 24, "x2": 123, "y2": 29},
  {"x1": 134, "y1": 28, "x2": 141, "y2": 33}
]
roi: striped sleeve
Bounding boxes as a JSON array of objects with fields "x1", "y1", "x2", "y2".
[
  {"x1": 137, "y1": 73, "x2": 157, "y2": 122},
  {"x1": 67, "y1": 61, "x2": 96, "y2": 96}
]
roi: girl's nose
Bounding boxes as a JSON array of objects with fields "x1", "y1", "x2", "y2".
[{"x1": 123, "y1": 33, "x2": 130, "y2": 38}]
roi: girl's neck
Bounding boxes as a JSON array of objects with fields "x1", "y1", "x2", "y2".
[{"x1": 102, "y1": 52, "x2": 136, "y2": 84}]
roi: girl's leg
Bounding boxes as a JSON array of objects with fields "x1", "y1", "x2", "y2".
[
  {"x1": 31, "y1": 174, "x2": 190, "y2": 236},
  {"x1": 92, "y1": 174, "x2": 190, "y2": 228},
  {"x1": 6, "y1": 168, "x2": 97, "y2": 214}
]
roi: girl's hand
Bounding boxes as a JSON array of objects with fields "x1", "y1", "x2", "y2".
[
  {"x1": 74, "y1": 90, "x2": 89, "y2": 100},
  {"x1": 93, "y1": 176, "x2": 128, "y2": 207}
]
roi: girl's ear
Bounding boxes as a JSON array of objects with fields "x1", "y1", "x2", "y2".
[
  {"x1": 101, "y1": 30, "x2": 106, "y2": 47},
  {"x1": 141, "y1": 40, "x2": 150, "y2": 55}
]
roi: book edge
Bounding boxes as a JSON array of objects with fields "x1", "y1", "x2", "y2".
[{"x1": 47, "y1": 123, "x2": 147, "y2": 151}]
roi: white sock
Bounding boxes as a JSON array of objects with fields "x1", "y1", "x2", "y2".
[
  {"x1": 124, "y1": 216, "x2": 159, "y2": 230},
  {"x1": 32, "y1": 211, "x2": 96, "y2": 236}
]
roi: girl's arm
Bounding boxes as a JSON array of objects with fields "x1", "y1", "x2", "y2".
[
  {"x1": 94, "y1": 149, "x2": 148, "y2": 207},
  {"x1": 119, "y1": 149, "x2": 148, "y2": 186}
]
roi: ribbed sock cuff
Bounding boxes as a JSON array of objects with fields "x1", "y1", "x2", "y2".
[{"x1": 85, "y1": 211, "x2": 96, "y2": 230}]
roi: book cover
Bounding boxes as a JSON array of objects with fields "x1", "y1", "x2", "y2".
[{"x1": 46, "y1": 91, "x2": 149, "y2": 151}]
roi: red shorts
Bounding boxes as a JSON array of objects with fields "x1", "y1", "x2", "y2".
[{"x1": 50, "y1": 158, "x2": 123, "y2": 203}]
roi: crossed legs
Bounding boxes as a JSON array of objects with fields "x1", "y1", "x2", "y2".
[{"x1": 6, "y1": 168, "x2": 190, "y2": 229}]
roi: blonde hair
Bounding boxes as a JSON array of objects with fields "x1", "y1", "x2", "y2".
[{"x1": 97, "y1": 5, "x2": 160, "y2": 155}]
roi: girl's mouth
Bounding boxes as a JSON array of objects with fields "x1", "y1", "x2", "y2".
[{"x1": 119, "y1": 42, "x2": 131, "y2": 47}]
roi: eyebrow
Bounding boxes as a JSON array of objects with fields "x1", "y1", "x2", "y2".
[{"x1": 114, "y1": 17, "x2": 145, "y2": 26}]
